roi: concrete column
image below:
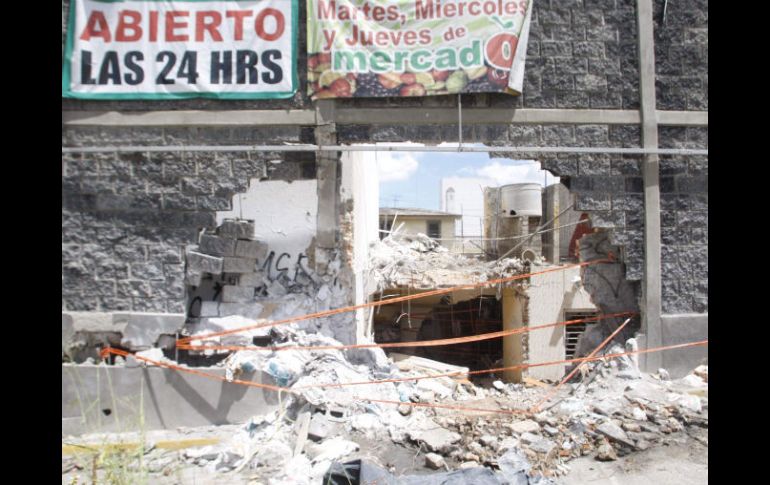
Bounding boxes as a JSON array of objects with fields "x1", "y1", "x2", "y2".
[
  {"x1": 314, "y1": 99, "x2": 339, "y2": 253},
  {"x1": 636, "y1": 0, "x2": 663, "y2": 371},
  {"x1": 502, "y1": 287, "x2": 524, "y2": 383}
]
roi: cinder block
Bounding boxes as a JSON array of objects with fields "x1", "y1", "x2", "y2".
[
  {"x1": 185, "y1": 249, "x2": 223, "y2": 275},
  {"x1": 217, "y1": 220, "x2": 255, "y2": 239},
  {"x1": 199, "y1": 234, "x2": 236, "y2": 257},
  {"x1": 185, "y1": 268, "x2": 203, "y2": 286},
  {"x1": 119, "y1": 312, "x2": 186, "y2": 350},
  {"x1": 235, "y1": 239, "x2": 268, "y2": 260},
  {"x1": 219, "y1": 302, "x2": 265, "y2": 319},
  {"x1": 223, "y1": 257, "x2": 257, "y2": 273},
  {"x1": 199, "y1": 301, "x2": 220, "y2": 317},
  {"x1": 238, "y1": 272, "x2": 264, "y2": 287},
  {"x1": 221, "y1": 286, "x2": 255, "y2": 303}
]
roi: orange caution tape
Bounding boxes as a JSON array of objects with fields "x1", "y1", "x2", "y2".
[
  {"x1": 178, "y1": 311, "x2": 637, "y2": 353},
  {"x1": 99, "y1": 337, "x2": 708, "y2": 419},
  {"x1": 177, "y1": 257, "x2": 615, "y2": 345}
]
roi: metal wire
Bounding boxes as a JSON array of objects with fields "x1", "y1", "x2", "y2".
[{"x1": 62, "y1": 144, "x2": 708, "y2": 156}]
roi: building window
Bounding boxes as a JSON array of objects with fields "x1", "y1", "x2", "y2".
[
  {"x1": 427, "y1": 220, "x2": 441, "y2": 239},
  {"x1": 564, "y1": 310, "x2": 599, "y2": 359}
]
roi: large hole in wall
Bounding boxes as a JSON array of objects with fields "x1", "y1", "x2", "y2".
[
  {"x1": 372, "y1": 289, "x2": 503, "y2": 371},
  {"x1": 373, "y1": 145, "x2": 560, "y2": 259}
]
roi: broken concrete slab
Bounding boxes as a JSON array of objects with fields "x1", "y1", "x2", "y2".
[
  {"x1": 186, "y1": 249, "x2": 224, "y2": 275},
  {"x1": 235, "y1": 239, "x2": 268, "y2": 260},
  {"x1": 199, "y1": 301, "x2": 220, "y2": 317},
  {"x1": 199, "y1": 234, "x2": 236, "y2": 257},
  {"x1": 596, "y1": 422, "x2": 636, "y2": 449},
  {"x1": 408, "y1": 422, "x2": 461, "y2": 453},
  {"x1": 118, "y1": 312, "x2": 185, "y2": 350},
  {"x1": 425, "y1": 452, "x2": 446, "y2": 470},
  {"x1": 509, "y1": 419, "x2": 540, "y2": 434},
  {"x1": 223, "y1": 257, "x2": 257, "y2": 273},
  {"x1": 218, "y1": 303, "x2": 265, "y2": 319},
  {"x1": 308, "y1": 412, "x2": 340, "y2": 442},
  {"x1": 217, "y1": 219, "x2": 255, "y2": 239}
]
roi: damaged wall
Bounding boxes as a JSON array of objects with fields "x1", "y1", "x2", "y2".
[
  {"x1": 62, "y1": 146, "x2": 317, "y2": 314},
  {"x1": 527, "y1": 264, "x2": 597, "y2": 381},
  {"x1": 62, "y1": 0, "x2": 707, "y2": 355}
]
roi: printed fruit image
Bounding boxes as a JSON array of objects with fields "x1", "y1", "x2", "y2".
[
  {"x1": 487, "y1": 68, "x2": 510, "y2": 88},
  {"x1": 485, "y1": 16, "x2": 519, "y2": 70},
  {"x1": 485, "y1": 32, "x2": 518, "y2": 70},
  {"x1": 431, "y1": 70, "x2": 451, "y2": 82},
  {"x1": 400, "y1": 83, "x2": 426, "y2": 96},
  {"x1": 328, "y1": 77, "x2": 354, "y2": 97},
  {"x1": 377, "y1": 73, "x2": 403, "y2": 90}
]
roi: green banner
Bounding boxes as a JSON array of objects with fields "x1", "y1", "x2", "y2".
[{"x1": 307, "y1": 0, "x2": 532, "y2": 99}]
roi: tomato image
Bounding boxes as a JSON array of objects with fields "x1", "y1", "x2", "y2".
[{"x1": 485, "y1": 32, "x2": 518, "y2": 70}]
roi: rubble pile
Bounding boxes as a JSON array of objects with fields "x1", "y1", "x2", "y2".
[
  {"x1": 66, "y1": 326, "x2": 708, "y2": 484},
  {"x1": 368, "y1": 232, "x2": 528, "y2": 290},
  {"x1": 168, "y1": 329, "x2": 710, "y2": 482}
]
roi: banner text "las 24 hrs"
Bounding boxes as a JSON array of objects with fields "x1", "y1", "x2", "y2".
[{"x1": 77, "y1": 8, "x2": 288, "y2": 86}]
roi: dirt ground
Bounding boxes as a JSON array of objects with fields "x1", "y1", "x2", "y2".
[{"x1": 560, "y1": 428, "x2": 708, "y2": 485}]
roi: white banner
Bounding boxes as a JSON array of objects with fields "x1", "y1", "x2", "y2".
[{"x1": 62, "y1": 0, "x2": 298, "y2": 99}]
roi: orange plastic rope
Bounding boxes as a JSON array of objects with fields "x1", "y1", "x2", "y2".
[
  {"x1": 100, "y1": 347, "x2": 292, "y2": 393},
  {"x1": 178, "y1": 311, "x2": 637, "y2": 353},
  {"x1": 177, "y1": 257, "x2": 614, "y2": 345},
  {"x1": 100, "y1": 338, "x2": 708, "y2": 400}
]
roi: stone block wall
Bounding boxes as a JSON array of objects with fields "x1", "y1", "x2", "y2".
[
  {"x1": 62, "y1": 0, "x2": 708, "y2": 318},
  {"x1": 653, "y1": 0, "x2": 708, "y2": 111},
  {"x1": 658, "y1": 126, "x2": 708, "y2": 313}
]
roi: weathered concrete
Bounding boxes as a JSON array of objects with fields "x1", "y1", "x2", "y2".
[
  {"x1": 659, "y1": 313, "x2": 708, "y2": 378},
  {"x1": 527, "y1": 264, "x2": 597, "y2": 381},
  {"x1": 502, "y1": 288, "x2": 525, "y2": 384},
  {"x1": 62, "y1": 364, "x2": 280, "y2": 436},
  {"x1": 574, "y1": 232, "x2": 641, "y2": 357},
  {"x1": 637, "y1": 0, "x2": 664, "y2": 372}
]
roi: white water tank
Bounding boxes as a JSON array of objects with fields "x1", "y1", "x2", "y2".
[{"x1": 499, "y1": 183, "x2": 542, "y2": 217}]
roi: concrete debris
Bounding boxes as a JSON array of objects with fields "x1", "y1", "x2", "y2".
[
  {"x1": 595, "y1": 441, "x2": 618, "y2": 461},
  {"x1": 368, "y1": 233, "x2": 526, "y2": 291},
  {"x1": 408, "y1": 420, "x2": 461, "y2": 453},
  {"x1": 596, "y1": 422, "x2": 636, "y2": 449},
  {"x1": 64, "y1": 322, "x2": 708, "y2": 484},
  {"x1": 509, "y1": 420, "x2": 541, "y2": 434},
  {"x1": 693, "y1": 365, "x2": 708, "y2": 382},
  {"x1": 425, "y1": 452, "x2": 446, "y2": 470},
  {"x1": 309, "y1": 437, "x2": 359, "y2": 464}
]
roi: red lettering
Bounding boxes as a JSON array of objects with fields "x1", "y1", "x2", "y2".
[
  {"x1": 195, "y1": 11, "x2": 222, "y2": 41},
  {"x1": 255, "y1": 8, "x2": 284, "y2": 41},
  {"x1": 149, "y1": 11, "x2": 158, "y2": 41},
  {"x1": 79, "y1": 10, "x2": 111, "y2": 42},
  {"x1": 226, "y1": 10, "x2": 253, "y2": 41},
  {"x1": 165, "y1": 11, "x2": 189, "y2": 41},
  {"x1": 318, "y1": 0, "x2": 336, "y2": 20},
  {"x1": 115, "y1": 10, "x2": 142, "y2": 42},
  {"x1": 419, "y1": 29, "x2": 431, "y2": 45}
]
